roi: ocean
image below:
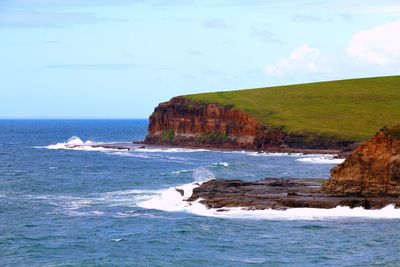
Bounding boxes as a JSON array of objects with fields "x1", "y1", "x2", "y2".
[{"x1": 1, "y1": 119, "x2": 400, "y2": 266}]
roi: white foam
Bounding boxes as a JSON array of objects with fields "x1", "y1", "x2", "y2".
[
  {"x1": 137, "y1": 182, "x2": 202, "y2": 212},
  {"x1": 297, "y1": 156, "x2": 344, "y2": 164},
  {"x1": 67, "y1": 136, "x2": 85, "y2": 146},
  {"x1": 171, "y1": 169, "x2": 193, "y2": 175},
  {"x1": 205, "y1": 205, "x2": 400, "y2": 220},
  {"x1": 137, "y1": 182, "x2": 400, "y2": 220},
  {"x1": 135, "y1": 147, "x2": 210, "y2": 153},
  {"x1": 42, "y1": 136, "x2": 120, "y2": 152},
  {"x1": 224, "y1": 151, "x2": 305, "y2": 157},
  {"x1": 137, "y1": 166, "x2": 215, "y2": 212}
]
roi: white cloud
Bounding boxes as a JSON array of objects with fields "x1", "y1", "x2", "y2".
[
  {"x1": 346, "y1": 20, "x2": 400, "y2": 66},
  {"x1": 264, "y1": 44, "x2": 331, "y2": 76}
]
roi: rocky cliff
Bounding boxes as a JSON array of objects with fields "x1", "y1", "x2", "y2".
[
  {"x1": 145, "y1": 97, "x2": 353, "y2": 150},
  {"x1": 323, "y1": 126, "x2": 400, "y2": 196}
]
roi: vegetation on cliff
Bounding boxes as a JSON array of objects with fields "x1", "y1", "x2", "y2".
[{"x1": 186, "y1": 76, "x2": 400, "y2": 142}]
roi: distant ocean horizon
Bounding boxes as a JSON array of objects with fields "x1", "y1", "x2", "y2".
[{"x1": 1, "y1": 119, "x2": 400, "y2": 266}]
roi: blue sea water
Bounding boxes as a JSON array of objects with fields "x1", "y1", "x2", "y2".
[{"x1": 1, "y1": 120, "x2": 400, "y2": 266}]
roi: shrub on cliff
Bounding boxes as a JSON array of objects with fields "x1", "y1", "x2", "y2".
[
  {"x1": 381, "y1": 125, "x2": 400, "y2": 138},
  {"x1": 195, "y1": 131, "x2": 229, "y2": 144},
  {"x1": 160, "y1": 129, "x2": 175, "y2": 142}
]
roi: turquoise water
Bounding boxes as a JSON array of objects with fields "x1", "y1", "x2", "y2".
[{"x1": 1, "y1": 120, "x2": 400, "y2": 266}]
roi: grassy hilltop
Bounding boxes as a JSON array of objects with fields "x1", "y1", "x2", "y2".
[{"x1": 185, "y1": 76, "x2": 400, "y2": 141}]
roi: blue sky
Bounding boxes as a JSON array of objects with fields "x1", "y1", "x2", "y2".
[{"x1": 1, "y1": 0, "x2": 400, "y2": 118}]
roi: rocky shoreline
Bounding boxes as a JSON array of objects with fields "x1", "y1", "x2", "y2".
[
  {"x1": 186, "y1": 127, "x2": 400, "y2": 211},
  {"x1": 185, "y1": 178, "x2": 400, "y2": 210}
]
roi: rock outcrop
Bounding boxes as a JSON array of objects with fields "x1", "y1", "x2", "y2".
[
  {"x1": 186, "y1": 178, "x2": 400, "y2": 210},
  {"x1": 185, "y1": 126, "x2": 400, "y2": 210},
  {"x1": 323, "y1": 126, "x2": 400, "y2": 196},
  {"x1": 145, "y1": 96, "x2": 265, "y2": 149},
  {"x1": 145, "y1": 97, "x2": 353, "y2": 151}
]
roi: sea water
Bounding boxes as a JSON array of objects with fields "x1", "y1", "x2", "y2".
[{"x1": 1, "y1": 120, "x2": 400, "y2": 266}]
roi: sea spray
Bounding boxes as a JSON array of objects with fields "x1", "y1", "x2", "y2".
[
  {"x1": 44, "y1": 136, "x2": 99, "y2": 151},
  {"x1": 193, "y1": 167, "x2": 216, "y2": 182}
]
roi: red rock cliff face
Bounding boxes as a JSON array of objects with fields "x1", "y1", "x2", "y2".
[
  {"x1": 323, "y1": 128, "x2": 400, "y2": 196},
  {"x1": 145, "y1": 97, "x2": 353, "y2": 150},
  {"x1": 145, "y1": 97, "x2": 269, "y2": 149}
]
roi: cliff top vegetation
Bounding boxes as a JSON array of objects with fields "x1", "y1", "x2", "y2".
[{"x1": 185, "y1": 76, "x2": 400, "y2": 141}]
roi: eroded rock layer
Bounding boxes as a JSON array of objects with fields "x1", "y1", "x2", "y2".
[
  {"x1": 186, "y1": 178, "x2": 400, "y2": 210},
  {"x1": 323, "y1": 127, "x2": 400, "y2": 196}
]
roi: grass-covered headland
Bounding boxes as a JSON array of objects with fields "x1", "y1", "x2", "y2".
[{"x1": 185, "y1": 76, "x2": 400, "y2": 142}]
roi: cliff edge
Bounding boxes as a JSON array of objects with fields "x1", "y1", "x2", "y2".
[
  {"x1": 145, "y1": 96, "x2": 353, "y2": 151},
  {"x1": 145, "y1": 97, "x2": 266, "y2": 149},
  {"x1": 323, "y1": 126, "x2": 400, "y2": 196}
]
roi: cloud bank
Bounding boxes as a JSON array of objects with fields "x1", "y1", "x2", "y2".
[
  {"x1": 264, "y1": 44, "x2": 331, "y2": 76},
  {"x1": 346, "y1": 19, "x2": 400, "y2": 66}
]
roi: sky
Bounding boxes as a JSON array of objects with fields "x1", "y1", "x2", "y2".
[{"x1": 1, "y1": 0, "x2": 400, "y2": 118}]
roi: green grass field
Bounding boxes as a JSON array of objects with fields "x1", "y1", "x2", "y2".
[{"x1": 185, "y1": 76, "x2": 400, "y2": 141}]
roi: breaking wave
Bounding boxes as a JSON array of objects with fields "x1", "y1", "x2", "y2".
[
  {"x1": 212, "y1": 162, "x2": 230, "y2": 167},
  {"x1": 42, "y1": 136, "x2": 117, "y2": 152},
  {"x1": 136, "y1": 168, "x2": 400, "y2": 220},
  {"x1": 137, "y1": 183, "x2": 400, "y2": 220}
]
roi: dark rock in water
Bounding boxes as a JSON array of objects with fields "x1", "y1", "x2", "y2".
[
  {"x1": 187, "y1": 178, "x2": 400, "y2": 210},
  {"x1": 67, "y1": 143, "x2": 145, "y2": 151},
  {"x1": 323, "y1": 126, "x2": 400, "y2": 196},
  {"x1": 175, "y1": 188, "x2": 184, "y2": 196}
]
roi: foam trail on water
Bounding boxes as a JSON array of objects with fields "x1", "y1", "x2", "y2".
[
  {"x1": 135, "y1": 147, "x2": 210, "y2": 153},
  {"x1": 224, "y1": 151, "x2": 306, "y2": 157},
  {"x1": 29, "y1": 188, "x2": 157, "y2": 217},
  {"x1": 297, "y1": 156, "x2": 344, "y2": 164},
  {"x1": 171, "y1": 169, "x2": 194, "y2": 175}
]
